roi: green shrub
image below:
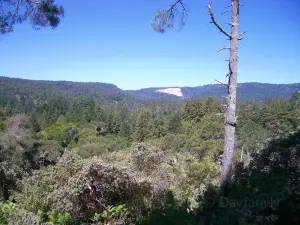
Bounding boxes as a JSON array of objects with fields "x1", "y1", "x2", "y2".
[
  {"x1": 0, "y1": 202, "x2": 38, "y2": 225},
  {"x1": 79, "y1": 128, "x2": 98, "y2": 140},
  {"x1": 48, "y1": 211, "x2": 72, "y2": 225},
  {"x1": 91, "y1": 204, "x2": 127, "y2": 224},
  {"x1": 76, "y1": 135, "x2": 129, "y2": 158},
  {"x1": 33, "y1": 139, "x2": 64, "y2": 164},
  {"x1": 15, "y1": 151, "x2": 84, "y2": 214},
  {"x1": 38, "y1": 122, "x2": 82, "y2": 142},
  {"x1": 0, "y1": 121, "x2": 5, "y2": 130},
  {"x1": 8, "y1": 210, "x2": 39, "y2": 225},
  {"x1": 16, "y1": 151, "x2": 166, "y2": 223},
  {"x1": 0, "y1": 202, "x2": 17, "y2": 224}
]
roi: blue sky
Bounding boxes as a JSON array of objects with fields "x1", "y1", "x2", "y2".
[{"x1": 0, "y1": 0, "x2": 299, "y2": 90}]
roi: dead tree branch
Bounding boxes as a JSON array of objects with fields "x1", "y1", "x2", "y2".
[
  {"x1": 240, "y1": 30, "x2": 247, "y2": 36},
  {"x1": 87, "y1": 185, "x2": 112, "y2": 221},
  {"x1": 87, "y1": 184, "x2": 129, "y2": 225},
  {"x1": 217, "y1": 46, "x2": 230, "y2": 52},
  {"x1": 215, "y1": 79, "x2": 229, "y2": 87},
  {"x1": 208, "y1": 0, "x2": 232, "y2": 39},
  {"x1": 221, "y1": 10, "x2": 231, "y2": 15},
  {"x1": 238, "y1": 30, "x2": 247, "y2": 40}
]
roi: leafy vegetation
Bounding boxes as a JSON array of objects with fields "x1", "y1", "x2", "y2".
[{"x1": 0, "y1": 75, "x2": 299, "y2": 224}]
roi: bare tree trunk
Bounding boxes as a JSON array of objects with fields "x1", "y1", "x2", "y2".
[
  {"x1": 152, "y1": 0, "x2": 244, "y2": 194},
  {"x1": 220, "y1": 0, "x2": 240, "y2": 192}
]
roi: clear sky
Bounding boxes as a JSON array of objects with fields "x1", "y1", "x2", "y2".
[{"x1": 0, "y1": 0, "x2": 299, "y2": 90}]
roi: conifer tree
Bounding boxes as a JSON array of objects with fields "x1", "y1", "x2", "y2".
[{"x1": 0, "y1": 0, "x2": 64, "y2": 34}]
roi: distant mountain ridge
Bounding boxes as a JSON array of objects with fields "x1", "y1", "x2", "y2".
[
  {"x1": 1, "y1": 76, "x2": 299, "y2": 104},
  {"x1": 130, "y1": 83, "x2": 300, "y2": 101}
]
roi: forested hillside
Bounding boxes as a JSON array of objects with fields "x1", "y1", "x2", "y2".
[
  {"x1": 1, "y1": 75, "x2": 300, "y2": 224},
  {"x1": 0, "y1": 76, "x2": 126, "y2": 105},
  {"x1": 130, "y1": 83, "x2": 300, "y2": 101},
  {"x1": 1, "y1": 77, "x2": 300, "y2": 108}
]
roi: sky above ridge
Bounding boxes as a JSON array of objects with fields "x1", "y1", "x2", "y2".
[{"x1": 0, "y1": 0, "x2": 299, "y2": 90}]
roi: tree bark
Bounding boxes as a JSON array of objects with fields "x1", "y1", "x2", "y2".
[{"x1": 220, "y1": 0, "x2": 240, "y2": 192}]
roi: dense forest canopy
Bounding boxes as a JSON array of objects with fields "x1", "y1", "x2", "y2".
[
  {"x1": 0, "y1": 75, "x2": 299, "y2": 224},
  {"x1": 1, "y1": 76, "x2": 300, "y2": 106}
]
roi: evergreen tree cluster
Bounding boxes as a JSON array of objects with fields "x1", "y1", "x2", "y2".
[{"x1": 0, "y1": 85, "x2": 299, "y2": 224}]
